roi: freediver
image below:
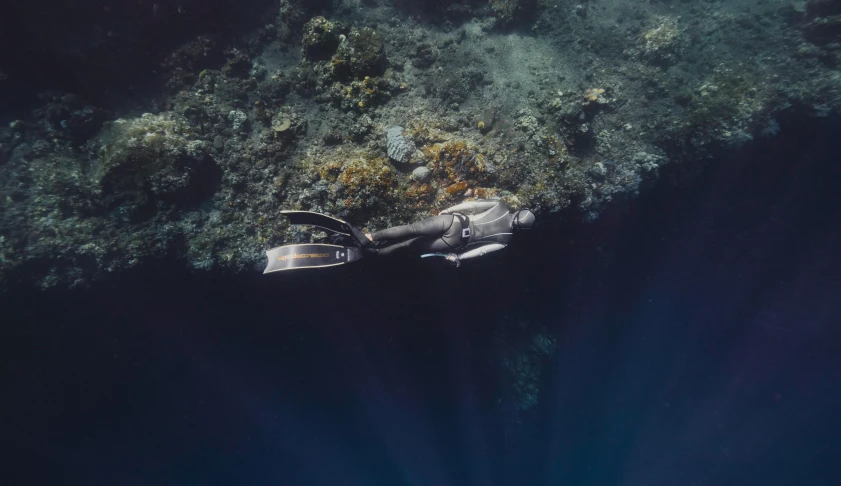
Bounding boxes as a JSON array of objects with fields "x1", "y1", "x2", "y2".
[
  {"x1": 352, "y1": 199, "x2": 535, "y2": 267},
  {"x1": 264, "y1": 199, "x2": 535, "y2": 273}
]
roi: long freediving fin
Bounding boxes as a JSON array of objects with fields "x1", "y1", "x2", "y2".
[
  {"x1": 280, "y1": 210, "x2": 353, "y2": 236},
  {"x1": 263, "y1": 243, "x2": 364, "y2": 273}
]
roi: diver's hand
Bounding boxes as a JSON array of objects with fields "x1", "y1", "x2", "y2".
[{"x1": 445, "y1": 253, "x2": 461, "y2": 268}]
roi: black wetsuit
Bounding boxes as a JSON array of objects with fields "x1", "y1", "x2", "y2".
[
  {"x1": 462, "y1": 200, "x2": 515, "y2": 249},
  {"x1": 370, "y1": 201, "x2": 515, "y2": 257}
]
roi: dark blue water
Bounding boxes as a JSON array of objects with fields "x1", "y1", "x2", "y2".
[{"x1": 3, "y1": 118, "x2": 840, "y2": 485}]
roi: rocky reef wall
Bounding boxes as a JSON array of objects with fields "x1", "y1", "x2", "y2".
[{"x1": 1, "y1": 0, "x2": 840, "y2": 289}]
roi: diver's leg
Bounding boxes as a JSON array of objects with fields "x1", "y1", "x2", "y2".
[
  {"x1": 425, "y1": 238, "x2": 457, "y2": 252},
  {"x1": 376, "y1": 236, "x2": 459, "y2": 257},
  {"x1": 371, "y1": 215, "x2": 453, "y2": 242},
  {"x1": 374, "y1": 237, "x2": 425, "y2": 257},
  {"x1": 370, "y1": 232, "x2": 456, "y2": 257}
]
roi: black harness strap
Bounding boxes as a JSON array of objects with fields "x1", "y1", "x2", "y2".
[{"x1": 453, "y1": 213, "x2": 471, "y2": 247}]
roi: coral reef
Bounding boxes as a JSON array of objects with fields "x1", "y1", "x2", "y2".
[
  {"x1": 640, "y1": 16, "x2": 685, "y2": 66},
  {"x1": 489, "y1": 0, "x2": 537, "y2": 28},
  {"x1": 331, "y1": 27, "x2": 388, "y2": 81},
  {"x1": 2, "y1": 0, "x2": 841, "y2": 289},
  {"x1": 296, "y1": 20, "x2": 401, "y2": 111},
  {"x1": 92, "y1": 113, "x2": 221, "y2": 219},
  {"x1": 302, "y1": 16, "x2": 344, "y2": 61}
]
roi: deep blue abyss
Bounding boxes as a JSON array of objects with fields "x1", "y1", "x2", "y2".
[{"x1": 3, "y1": 118, "x2": 841, "y2": 485}]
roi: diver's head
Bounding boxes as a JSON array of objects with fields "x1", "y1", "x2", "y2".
[{"x1": 513, "y1": 209, "x2": 535, "y2": 230}]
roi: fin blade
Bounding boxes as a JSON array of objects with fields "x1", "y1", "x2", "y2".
[
  {"x1": 280, "y1": 211, "x2": 353, "y2": 235},
  {"x1": 264, "y1": 244, "x2": 362, "y2": 273}
]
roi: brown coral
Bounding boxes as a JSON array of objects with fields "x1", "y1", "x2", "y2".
[
  {"x1": 444, "y1": 181, "x2": 469, "y2": 195},
  {"x1": 423, "y1": 141, "x2": 487, "y2": 183},
  {"x1": 336, "y1": 155, "x2": 396, "y2": 210},
  {"x1": 404, "y1": 182, "x2": 436, "y2": 206}
]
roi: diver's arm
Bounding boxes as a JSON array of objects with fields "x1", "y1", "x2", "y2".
[
  {"x1": 443, "y1": 244, "x2": 506, "y2": 267},
  {"x1": 440, "y1": 199, "x2": 499, "y2": 214},
  {"x1": 457, "y1": 243, "x2": 507, "y2": 260}
]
